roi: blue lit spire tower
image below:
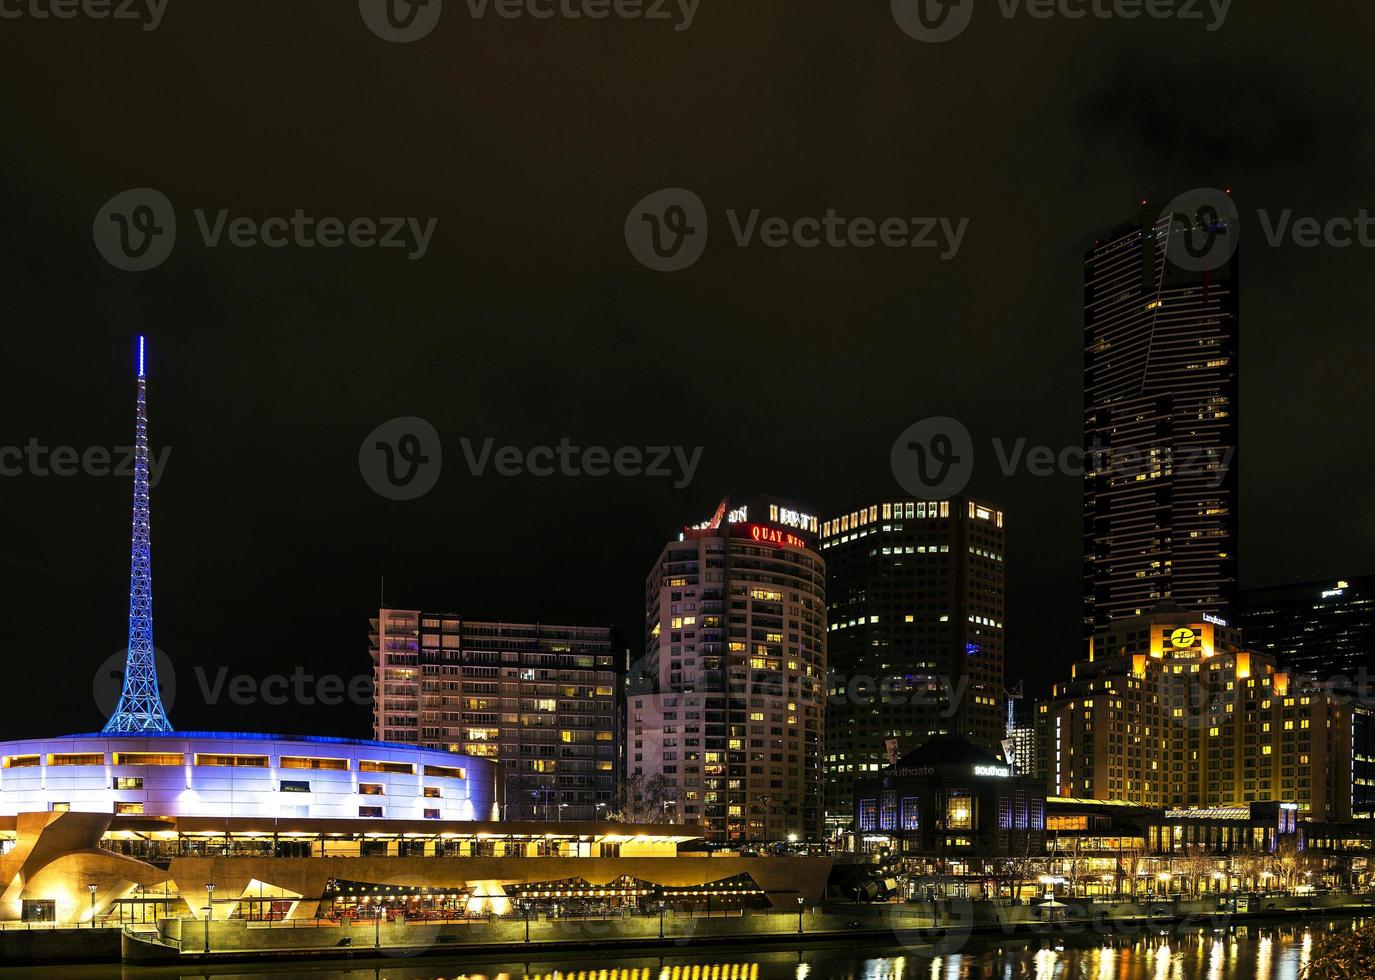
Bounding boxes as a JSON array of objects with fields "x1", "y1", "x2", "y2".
[{"x1": 103, "y1": 336, "x2": 173, "y2": 733}]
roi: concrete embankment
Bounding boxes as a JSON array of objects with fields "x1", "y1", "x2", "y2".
[{"x1": 6, "y1": 896, "x2": 1372, "y2": 965}]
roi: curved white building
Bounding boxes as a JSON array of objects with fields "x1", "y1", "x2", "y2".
[{"x1": 0, "y1": 733, "x2": 495, "y2": 822}]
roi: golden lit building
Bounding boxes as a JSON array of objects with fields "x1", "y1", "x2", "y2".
[{"x1": 1034, "y1": 606, "x2": 1352, "y2": 821}]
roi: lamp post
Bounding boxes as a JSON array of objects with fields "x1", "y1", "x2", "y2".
[
  {"x1": 87, "y1": 883, "x2": 98, "y2": 924},
  {"x1": 796, "y1": 896, "x2": 804, "y2": 934},
  {"x1": 558, "y1": 803, "x2": 568, "y2": 823},
  {"x1": 203, "y1": 883, "x2": 215, "y2": 953},
  {"x1": 658, "y1": 901, "x2": 665, "y2": 940},
  {"x1": 522, "y1": 900, "x2": 530, "y2": 943}
]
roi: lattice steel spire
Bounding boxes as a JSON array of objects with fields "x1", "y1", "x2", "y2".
[{"x1": 104, "y1": 336, "x2": 173, "y2": 733}]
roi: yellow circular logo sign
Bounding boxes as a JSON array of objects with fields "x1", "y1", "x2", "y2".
[{"x1": 1170, "y1": 627, "x2": 1197, "y2": 648}]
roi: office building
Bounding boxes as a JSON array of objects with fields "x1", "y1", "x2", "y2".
[
  {"x1": 819, "y1": 499, "x2": 1005, "y2": 831},
  {"x1": 370, "y1": 613, "x2": 623, "y2": 822},
  {"x1": 1005, "y1": 686, "x2": 1037, "y2": 779},
  {"x1": 1238, "y1": 576, "x2": 1375, "y2": 681},
  {"x1": 1035, "y1": 606, "x2": 1352, "y2": 822},
  {"x1": 628, "y1": 496, "x2": 827, "y2": 842},
  {"x1": 1083, "y1": 201, "x2": 1240, "y2": 640},
  {"x1": 1238, "y1": 576, "x2": 1375, "y2": 818}
]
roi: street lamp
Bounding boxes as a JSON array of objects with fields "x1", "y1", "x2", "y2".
[
  {"x1": 87, "y1": 883, "x2": 98, "y2": 923},
  {"x1": 203, "y1": 883, "x2": 215, "y2": 952},
  {"x1": 796, "y1": 896, "x2": 804, "y2": 934},
  {"x1": 558, "y1": 803, "x2": 569, "y2": 822}
]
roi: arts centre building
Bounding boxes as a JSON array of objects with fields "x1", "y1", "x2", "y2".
[{"x1": 0, "y1": 341, "x2": 831, "y2": 926}]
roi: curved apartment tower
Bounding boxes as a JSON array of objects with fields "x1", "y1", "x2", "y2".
[{"x1": 629, "y1": 497, "x2": 826, "y2": 842}]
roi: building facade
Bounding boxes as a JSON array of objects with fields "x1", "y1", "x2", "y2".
[
  {"x1": 1035, "y1": 607, "x2": 1352, "y2": 822},
  {"x1": 1238, "y1": 577, "x2": 1375, "y2": 682},
  {"x1": 820, "y1": 498, "x2": 1005, "y2": 831},
  {"x1": 628, "y1": 496, "x2": 827, "y2": 842},
  {"x1": 371, "y1": 613, "x2": 623, "y2": 822},
  {"x1": 1238, "y1": 577, "x2": 1375, "y2": 819},
  {"x1": 0, "y1": 733, "x2": 832, "y2": 925},
  {"x1": 852, "y1": 736, "x2": 1046, "y2": 898},
  {"x1": 1083, "y1": 201, "x2": 1240, "y2": 641}
]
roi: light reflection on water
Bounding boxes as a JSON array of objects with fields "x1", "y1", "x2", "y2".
[{"x1": 0, "y1": 920, "x2": 1361, "y2": 980}]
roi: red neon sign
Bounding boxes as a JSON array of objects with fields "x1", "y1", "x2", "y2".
[{"x1": 746, "y1": 524, "x2": 806, "y2": 549}]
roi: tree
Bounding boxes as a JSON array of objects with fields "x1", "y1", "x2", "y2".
[
  {"x1": 608, "y1": 771, "x2": 677, "y2": 825},
  {"x1": 1179, "y1": 844, "x2": 1217, "y2": 897},
  {"x1": 1305, "y1": 920, "x2": 1375, "y2": 980}
]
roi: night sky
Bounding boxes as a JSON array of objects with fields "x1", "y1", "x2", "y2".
[{"x1": 3, "y1": 2, "x2": 1374, "y2": 739}]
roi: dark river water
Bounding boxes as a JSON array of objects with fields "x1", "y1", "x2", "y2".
[{"x1": 0, "y1": 919, "x2": 1362, "y2": 979}]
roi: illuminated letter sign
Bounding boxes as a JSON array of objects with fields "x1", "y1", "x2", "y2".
[
  {"x1": 973, "y1": 765, "x2": 1010, "y2": 778},
  {"x1": 746, "y1": 525, "x2": 806, "y2": 549}
]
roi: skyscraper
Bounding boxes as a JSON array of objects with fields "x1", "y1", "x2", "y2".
[
  {"x1": 819, "y1": 498, "x2": 1005, "y2": 831},
  {"x1": 1083, "y1": 200, "x2": 1240, "y2": 641},
  {"x1": 371, "y1": 613, "x2": 623, "y2": 821},
  {"x1": 628, "y1": 496, "x2": 826, "y2": 842}
]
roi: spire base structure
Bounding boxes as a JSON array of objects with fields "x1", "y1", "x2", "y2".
[{"x1": 104, "y1": 336, "x2": 173, "y2": 734}]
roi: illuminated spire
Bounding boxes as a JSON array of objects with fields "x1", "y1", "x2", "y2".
[{"x1": 104, "y1": 336, "x2": 173, "y2": 733}]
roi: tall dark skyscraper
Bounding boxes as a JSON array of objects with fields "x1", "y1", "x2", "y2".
[
  {"x1": 1083, "y1": 199, "x2": 1240, "y2": 642},
  {"x1": 819, "y1": 498, "x2": 1005, "y2": 831}
]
